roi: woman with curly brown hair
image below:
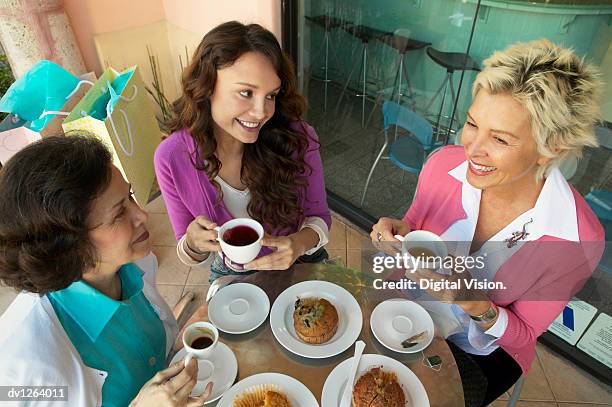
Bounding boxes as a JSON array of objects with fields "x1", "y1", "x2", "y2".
[
  {"x1": 154, "y1": 21, "x2": 331, "y2": 281},
  {"x1": 0, "y1": 136, "x2": 211, "y2": 406}
]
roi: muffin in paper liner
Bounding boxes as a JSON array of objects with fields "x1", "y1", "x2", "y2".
[
  {"x1": 352, "y1": 365, "x2": 406, "y2": 407},
  {"x1": 232, "y1": 384, "x2": 281, "y2": 407},
  {"x1": 264, "y1": 390, "x2": 291, "y2": 407},
  {"x1": 293, "y1": 297, "x2": 339, "y2": 344}
]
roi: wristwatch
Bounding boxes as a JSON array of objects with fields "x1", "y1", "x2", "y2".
[{"x1": 470, "y1": 303, "x2": 498, "y2": 324}]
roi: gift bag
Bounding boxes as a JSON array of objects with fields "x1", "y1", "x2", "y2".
[
  {"x1": 0, "y1": 60, "x2": 96, "y2": 137},
  {"x1": 0, "y1": 114, "x2": 42, "y2": 165},
  {"x1": 62, "y1": 66, "x2": 162, "y2": 205},
  {"x1": 40, "y1": 71, "x2": 97, "y2": 137}
]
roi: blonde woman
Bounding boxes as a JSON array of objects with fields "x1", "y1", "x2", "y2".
[{"x1": 371, "y1": 39, "x2": 604, "y2": 406}]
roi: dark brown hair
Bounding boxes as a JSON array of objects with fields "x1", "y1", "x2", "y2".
[
  {"x1": 0, "y1": 135, "x2": 112, "y2": 294},
  {"x1": 167, "y1": 21, "x2": 311, "y2": 232}
]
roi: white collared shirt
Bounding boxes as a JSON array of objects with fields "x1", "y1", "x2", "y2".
[
  {"x1": 438, "y1": 161, "x2": 579, "y2": 355},
  {"x1": 0, "y1": 254, "x2": 178, "y2": 406}
]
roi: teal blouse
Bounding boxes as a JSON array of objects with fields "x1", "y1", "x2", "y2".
[{"x1": 48, "y1": 263, "x2": 166, "y2": 407}]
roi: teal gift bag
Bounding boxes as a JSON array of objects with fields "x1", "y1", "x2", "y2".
[{"x1": 0, "y1": 60, "x2": 94, "y2": 134}]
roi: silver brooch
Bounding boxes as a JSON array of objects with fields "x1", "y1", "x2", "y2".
[{"x1": 505, "y1": 218, "x2": 533, "y2": 248}]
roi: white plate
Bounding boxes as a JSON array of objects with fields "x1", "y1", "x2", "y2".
[
  {"x1": 370, "y1": 299, "x2": 434, "y2": 353},
  {"x1": 217, "y1": 372, "x2": 319, "y2": 407},
  {"x1": 270, "y1": 280, "x2": 363, "y2": 359},
  {"x1": 208, "y1": 283, "x2": 270, "y2": 334},
  {"x1": 321, "y1": 354, "x2": 430, "y2": 407},
  {"x1": 170, "y1": 342, "x2": 237, "y2": 403}
]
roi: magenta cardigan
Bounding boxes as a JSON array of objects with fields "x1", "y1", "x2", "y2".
[
  {"x1": 154, "y1": 122, "x2": 331, "y2": 242},
  {"x1": 403, "y1": 146, "x2": 604, "y2": 374}
]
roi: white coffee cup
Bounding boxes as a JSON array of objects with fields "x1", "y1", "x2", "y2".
[
  {"x1": 182, "y1": 322, "x2": 219, "y2": 380},
  {"x1": 394, "y1": 230, "x2": 449, "y2": 271},
  {"x1": 214, "y1": 218, "x2": 264, "y2": 268}
]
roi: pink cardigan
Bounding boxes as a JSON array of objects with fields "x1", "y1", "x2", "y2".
[
  {"x1": 154, "y1": 122, "x2": 331, "y2": 241},
  {"x1": 403, "y1": 146, "x2": 604, "y2": 374}
]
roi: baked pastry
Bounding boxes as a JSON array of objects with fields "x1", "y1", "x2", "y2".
[
  {"x1": 233, "y1": 385, "x2": 292, "y2": 407},
  {"x1": 352, "y1": 367, "x2": 406, "y2": 407},
  {"x1": 293, "y1": 297, "x2": 339, "y2": 344},
  {"x1": 263, "y1": 390, "x2": 291, "y2": 407}
]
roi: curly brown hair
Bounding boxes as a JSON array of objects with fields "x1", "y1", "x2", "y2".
[
  {"x1": 167, "y1": 21, "x2": 312, "y2": 232},
  {"x1": 0, "y1": 135, "x2": 112, "y2": 294}
]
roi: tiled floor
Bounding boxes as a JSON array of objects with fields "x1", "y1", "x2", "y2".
[{"x1": 0, "y1": 195, "x2": 610, "y2": 406}]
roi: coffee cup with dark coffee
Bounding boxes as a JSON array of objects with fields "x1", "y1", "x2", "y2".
[
  {"x1": 214, "y1": 218, "x2": 264, "y2": 270},
  {"x1": 182, "y1": 321, "x2": 219, "y2": 378}
]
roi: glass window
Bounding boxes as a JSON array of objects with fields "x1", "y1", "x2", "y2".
[{"x1": 297, "y1": 0, "x2": 612, "y2": 220}]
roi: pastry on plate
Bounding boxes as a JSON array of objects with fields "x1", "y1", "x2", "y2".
[
  {"x1": 293, "y1": 297, "x2": 338, "y2": 344},
  {"x1": 233, "y1": 384, "x2": 291, "y2": 407},
  {"x1": 263, "y1": 390, "x2": 291, "y2": 407},
  {"x1": 352, "y1": 367, "x2": 406, "y2": 407}
]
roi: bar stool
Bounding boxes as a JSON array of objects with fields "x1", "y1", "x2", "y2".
[
  {"x1": 305, "y1": 15, "x2": 344, "y2": 111},
  {"x1": 335, "y1": 24, "x2": 391, "y2": 127},
  {"x1": 364, "y1": 30, "x2": 430, "y2": 127},
  {"x1": 425, "y1": 47, "x2": 480, "y2": 137},
  {"x1": 379, "y1": 30, "x2": 431, "y2": 105}
]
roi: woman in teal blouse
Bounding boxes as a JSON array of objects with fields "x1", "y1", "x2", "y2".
[{"x1": 0, "y1": 135, "x2": 211, "y2": 406}]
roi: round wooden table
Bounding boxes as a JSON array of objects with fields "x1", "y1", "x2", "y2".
[{"x1": 178, "y1": 262, "x2": 465, "y2": 406}]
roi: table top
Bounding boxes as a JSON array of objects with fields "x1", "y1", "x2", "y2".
[{"x1": 179, "y1": 262, "x2": 464, "y2": 406}]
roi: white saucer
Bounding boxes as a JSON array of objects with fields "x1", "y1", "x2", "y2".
[
  {"x1": 321, "y1": 354, "x2": 430, "y2": 407},
  {"x1": 370, "y1": 299, "x2": 434, "y2": 353},
  {"x1": 209, "y1": 283, "x2": 270, "y2": 334},
  {"x1": 270, "y1": 280, "x2": 363, "y2": 359},
  {"x1": 170, "y1": 342, "x2": 237, "y2": 403},
  {"x1": 217, "y1": 372, "x2": 319, "y2": 407}
]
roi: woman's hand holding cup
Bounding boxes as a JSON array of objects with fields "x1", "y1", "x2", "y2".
[
  {"x1": 185, "y1": 216, "x2": 221, "y2": 258},
  {"x1": 246, "y1": 234, "x2": 303, "y2": 271},
  {"x1": 370, "y1": 217, "x2": 411, "y2": 255},
  {"x1": 129, "y1": 360, "x2": 213, "y2": 407}
]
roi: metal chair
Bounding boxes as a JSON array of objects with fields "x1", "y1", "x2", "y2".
[
  {"x1": 507, "y1": 376, "x2": 525, "y2": 407},
  {"x1": 360, "y1": 101, "x2": 441, "y2": 206},
  {"x1": 172, "y1": 291, "x2": 194, "y2": 328}
]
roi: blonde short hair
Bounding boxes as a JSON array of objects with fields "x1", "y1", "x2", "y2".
[{"x1": 472, "y1": 39, "x2": 602, "y2": 179}]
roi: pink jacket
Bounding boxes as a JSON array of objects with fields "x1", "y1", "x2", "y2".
[
  {"x1": 403, "y1": 146, "x2": 604, "y2": 374},
  {"x1": 154, "y1": 122, "x2": 331, "y2": 241}
]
